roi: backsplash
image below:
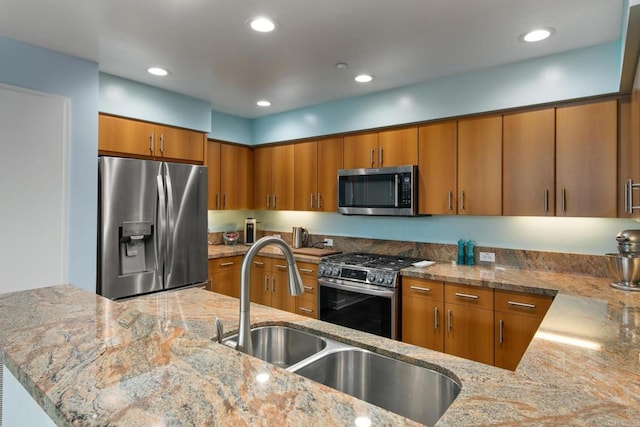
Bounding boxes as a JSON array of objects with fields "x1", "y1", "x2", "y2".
[{"x1": 208, "y1": 231, "x2": 609, "y2": 278}]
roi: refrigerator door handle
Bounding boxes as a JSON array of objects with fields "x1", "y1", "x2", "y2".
[
  {"x1": 164, "y1": 166, "x2": 175, "y2": 283},
  {"x1": 157, "y1": 173, "x2": 167, "y2": 286}
]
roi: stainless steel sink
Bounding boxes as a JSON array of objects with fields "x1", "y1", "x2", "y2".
[
  {"x1": 222, "y1": 325, "x2": 327, "y2": 368},
  {"x1": 292, "y1": 347, "x2": 460, "y2": 426}
]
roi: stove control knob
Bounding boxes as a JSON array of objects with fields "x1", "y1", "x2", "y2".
[
  {"x1": 318, "y1": 266, "x2": 325, "y2": 276},
  {"x1": 367, "y1": 272, "x2": 376, "y2": 283},
  {"x1": 385, "y1": 275, "x2": 394, "y2": 285},
  {"x1": 376, "y1": 274, "x2": 385, "y2": 283},
  {"x1": 332, "y1": 267, "x2": 340, "y2": 276}
]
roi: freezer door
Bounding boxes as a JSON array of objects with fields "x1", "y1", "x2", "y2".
[
  {"x1": 163, "y1": 162, "x2": 208, "y2": 289},
  {"x1": 98, "y1": 157, "x2": 163, "y2": 299}
]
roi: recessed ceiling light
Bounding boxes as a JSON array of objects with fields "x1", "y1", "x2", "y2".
[
  {"x1": 249, "y1": 16, "x2": 277, "y2": 33},
  {"x1": 147, "y1": 67, "x2": 170, "y2": 76},
  {"x1": 256, "y1": 100, "x2": 271, "y2": 107},
  {"x1": 355, "y1": 74, "x2": 373, "y2": 83},
  {"x1": 335, "y1": 62, "x2": 348, "y2": 70},
  {"x1": 521, "y1": 27, "x2": 555, "y2": 43}
]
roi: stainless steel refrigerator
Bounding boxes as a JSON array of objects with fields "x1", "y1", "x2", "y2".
[{"x1": 98, "y1": 156, "x2": 208, "y2": 300}]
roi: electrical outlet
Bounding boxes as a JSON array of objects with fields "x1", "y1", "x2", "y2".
[
  {"x1": 479, "y1": 252, "x2": 495, "y2": 263},
  {"x1": 324, "y1": 238, "x2": 334, "y2": 247},
  {"x1": 273, "y1": 234, "x2": 281, "y2": 239}
]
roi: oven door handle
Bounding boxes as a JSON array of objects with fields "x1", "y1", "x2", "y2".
[{"x1": 319, "y1": 279, "x2": 395, "y2": 298}]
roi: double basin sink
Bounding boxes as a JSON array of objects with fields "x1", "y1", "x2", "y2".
[{"x1": 222, "y1": 325, "x2": 460, "y2": 426}]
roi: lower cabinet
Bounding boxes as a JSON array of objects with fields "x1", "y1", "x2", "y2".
[
  {"x1": 208, "y1": 256, "x2": 243, "y2": 298},
  {"x1": 402, "y1": 277, "x2": 553, "y2": 370},
  {"x1": 494, "y1": 289, "x2": 554, "y2": 370},
  {"x1": 249, "y1": 256, "x2": 296, "y2": 312},
  {"x1": 295, "y1": 262, "x2": 319, "y2": 319}
]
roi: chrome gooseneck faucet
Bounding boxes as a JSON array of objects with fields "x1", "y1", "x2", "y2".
[{"x1": 237, "y1": 236, "x2": 304, "y2": 354}]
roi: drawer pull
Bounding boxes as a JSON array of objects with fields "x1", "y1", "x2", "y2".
[
  {"x1": 434, "y1": 307, "x2": 439, "y2": 329},
  {"x1": 303, "y1": 286, "x2": 314, "y2": 291},
  {"x1": 410, "y1": 285, "x2": 431, "y2": 293},
  {"x1": 299, "y1": 307, "x2": 313, "y2": 313},
  {"x1": 219, "y1": 261, "x2": 234, "y2": 267},
  {"x1": 455, "y1": 292, "x2": 479, "y2": 300},
  {"x1": 253, "y1": 261, "x2": 265, "y2": 266},
  {"x1": 507, "y1": 301, "x2": 536, "y2": 309},
  {"x1": 275, "y1": 264, "x2": 287, "y2": 270},
  {"x1": 447, "y1": 309, "x2": 452, "y2": 332},
  {"x1": 299, "y1": 268, "x2": 314, "y2": 273},
  {"x1": 499, "y1": 319, "x2": 504, "y2": 344}
]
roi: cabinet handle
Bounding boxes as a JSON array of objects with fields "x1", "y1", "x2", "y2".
[
  {"x1": 275, "y1": 264, "x2": 287, "y2": 270},
  {"x1": 223, "y1": 194, "x2": 227, "y2": 208},
  {"x1": 460, "y1": 191, "x2": 465, "y2": 211},
  {"x1": 219, "y1": 261, "x2": 234, "y2": 267},
  {"x1": 264, "y1": 276, "x2": 269, "y2": 292},
  {"x1": 379, "y1": 147, "x2": 383, "y2": 166},
  {"x1": 299, "y1": 268, "x2": 314, "y2": 274},
  {"x1": 507, "y1": 300, "x2": 536, "y2": 309},
  {"x1": 253, "y1": 261, "x2": 265, "y2": 266},
  {"x1": 447, "y1": 309, "x2": 452, "y2": 332},
  {"x1": 317, "y1": 193, "x2": 322, "y2": 209},
  {"x1": 273, "y1": 193, "x2": 277, "y2": 208},
  {"x1": 370, "y1": 148, "x2": 375, "y2": 167},
  {"x1": 303, "y1": 285, "x2": 314, "y2": 291},
  {"x1": 299, "y1": 307, "x2": 313, "y2": 313},
  {"x1": 434, "y1": 307, "x2": 439, "y2": 329},
  {"x1": 310, "y1": 193, "x2": 315, "y2": 209},
  {"x1": 448, "y1": 191, "x2": 452, "y2": 211},
  {"x1": 544, "y1": 189, "x2": 549, "y2": 214},
  {"x1": 455, "y1": 292, "x2": 479, "y2": 300},
  {"x1": 160, "y1": 134, "x2": 164, "y2": 153},
  {"x1": 266, "y1": 194, "x2": 271, "y2": 209},
  {"x1": 215, "y1": 193, "x2": 220, "y2": 209},
  {"x1": 562, "y1": 188, "x2": 566, "y2": 212},
  {"x1": 271, "y1": 277, "x2": 276, "y2": 292},
  {"x1": 410, "y1": 285, "x2": 431, "y2": 293},
  {"x1": 625, "y1": 180, "x2": 631, "y2": 214},
  {"x1": 149, "y1": 133, "x2": 154, "y2": 153},
  {"x1": 499, "y1": 319, "x2": 504, "y2": 344}
]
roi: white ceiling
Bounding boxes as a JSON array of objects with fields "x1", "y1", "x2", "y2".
[{"x1": 0, "y1": 0, "x2": 624, "y2": 118}]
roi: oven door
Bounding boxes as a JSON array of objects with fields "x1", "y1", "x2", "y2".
[{"x1": 318, "y1": 278, "x2": 398, "y2": 340}]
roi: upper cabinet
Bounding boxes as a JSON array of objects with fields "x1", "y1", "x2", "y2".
[
  {"x1": 98, "y1": 114, "x2": 205, "y2": 163},
  {"x1": 254, "y1": 144, "x2": 294, "y2": 210},
  {"x1": 418, "y1": 121, "x2": 457, "y2": 215},
  {"x1": 503, "y1": 109, "x2": 556, "y2": 216},
  {"x1": 343, "y1": 127, "x2": 417, "y2": 169},
  {"x1": 457, "y1": 115, "x2": 502, "y2": 216},
  {"x1": 294, "y1": 137, "x2": 343, "y2": 212},
  {"x1": 556, "y1": 100, "x2": 617, "y2": 217},
  {"x1": 207, "y1": 140, "x2": 253, "y2": 210}
]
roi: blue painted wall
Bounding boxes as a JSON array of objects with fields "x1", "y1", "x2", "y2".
[
  {"x1": 99, "y1": 73, "x2": 212, "y2": 132},
  {"x1": 0, "y1": 36, "x2": 98, "y2": 292},
  {"x1": 252, "y1": 42, "x2": 621, "y2": 144},
  {"x1": 209, "y1": 110, "x2": 252, "y2": 144}
]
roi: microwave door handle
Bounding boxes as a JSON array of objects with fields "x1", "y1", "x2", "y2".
[{"x1": 394, "y1": 174, "x2": 399, "y2": 207}]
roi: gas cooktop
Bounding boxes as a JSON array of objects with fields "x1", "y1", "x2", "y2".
[{"x1": 320, "y1": 252, "x2": 423, "y2": 271}]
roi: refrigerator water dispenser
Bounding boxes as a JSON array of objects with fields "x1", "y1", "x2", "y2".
[{"x1": 119, "y1": 221, "x2": 153, "y2": 275}]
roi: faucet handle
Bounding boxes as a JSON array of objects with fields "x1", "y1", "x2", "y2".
[{"x1": 214, "y1": 317, "x2": 224, "y2": 344}]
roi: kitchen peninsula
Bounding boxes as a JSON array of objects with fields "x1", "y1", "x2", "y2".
[{"x1": 1, "y1": 261, "x2": 639, "y2": 426}]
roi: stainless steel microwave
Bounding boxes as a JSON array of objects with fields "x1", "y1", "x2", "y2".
[{"x1": 337, "y1": 165, "x2": 418, "y2": 216}]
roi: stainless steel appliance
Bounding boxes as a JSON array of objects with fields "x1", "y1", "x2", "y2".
[
  {"x1": 317, "y1": 253, "x2": 422, "y2": 339},
  {"x1": 98, "y1": 156, "x2": 208, "y2": 300},
  {"x1": 606, "y1": 229, "x2": 640, "y2": 291},
  {"x1": 338, "y1": 165, "x2": 418, "y2": 216},
  {"x1": 244, "y1": 218, "x2": 257, "y2": 245},
  {"x1": 292, "y1": 226, "x2": 308, "y2": 248}
]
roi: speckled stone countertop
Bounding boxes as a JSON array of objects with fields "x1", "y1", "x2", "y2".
[
  {"x1": 208, "y1": 243, "x2": 338, "y2": 264},
  {"x1": 1, "y1": 261, "x2": 640, "y2": 426}
]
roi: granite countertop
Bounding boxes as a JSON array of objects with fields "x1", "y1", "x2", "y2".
[
  {"x1": 1, "y1": 262, "x2": 639, "y2": 426},
  {"x1": 208, "y1": 243, "x2": 339, "y2": 264}
]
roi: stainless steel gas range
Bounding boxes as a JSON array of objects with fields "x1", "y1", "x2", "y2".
[{"x1": 317, "y1": 252, "x2": 423, "y2": 340}]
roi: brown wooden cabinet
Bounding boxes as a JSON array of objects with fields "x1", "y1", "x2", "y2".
[
  {"x1": 254, "y1": 144, "x2": 294, "y2": 210},
  {"x1": 418, "y1": 121, "x2": 457, "y2": 214},
  {"x1": 248, "y1": 256, "x2": 296, "y2": 312},
  {"x1": 343, "y1": 128, "x2": 417, "y2": 169},
  {"x1": 207, "y1": 140, "x2": 253, "y2": 210},
  {"x1": 401, "y1": 278, "x2": 444, "y2": 351},
  {"x1": 294, "y1": 261, "x2": 319, "y2": 318},
  {"x1": 208, "y1": 255, "x2": 242, "y2": 298},
  {"x1": 457, "y1": 115, "x2": 502, "y2": 216},
  {"x1": 444, "y1": 283, "x2": 494, "y2": 365},
  {"x1": 556, "y1": 100, "x2": 617, "y2": 217},
  {"x1": 99, "y1": 114, "x2": 205, "y2": 163},
  {"x1": 294, "y1": 137, "x2": 343, "y2": 212},
  {"x1": 494, "y1": 289, "x2": 553, "y2": 370},
  {"x1": 503, "y1": 109, "x2": 556, "y2": 216}
]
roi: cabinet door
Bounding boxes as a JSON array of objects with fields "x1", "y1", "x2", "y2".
[
  {"x1": 254, "y1": 146, "x2": 273, "y2": 209},
  {"x1": 272, "y1": 144, "x2": 295, "y2": 210},
  {"x1": 503, "y1": 109, "x2": 555, "y2": 216},
  {"x1": 209, "y1": 256, "x2": 242, "y2": 298},
  {"x1": 294, "y1": 141, "x2": 318, "y2": 211},
  {"x1": 250, "y1": 256, "x2": 272, "y2": 306},
  {"x1": 401, "y1": 279, "x2": 444, "y2": 352},
  {"x1": 317, "y1": 136, "x2": 343, "y2": 212},
  {"x1": 206, "y1": 140, "x2": 221, "y2": 210},
  {"x1": 98, "y1": 114, "x2": 154, "y2": 157},
  {"x1": 270, "y1": 261, "x2": 296, "y2": 312},
  {"x1": 444, "y1": 303, "x2": 494, "y2": 365},
  {"x1": 221, "y1": 143, "x2": 253, "y2": 210},
  {"x1": 457, "y1": 116, "x2": 503, "y2": 216},
  {"x1": 418, "y1": 122, "x2": 457, "y2": 215},
  {"x1": 378, "y1": 127, "x2": 418, "y2": 167},
  {"x1": 156, "y1": 125, "x2": 205, "y2": 163},
  {"x1": 618, "y1": 98, "x2": 640, "y2": 218},
  {"x1": 556, "y1": 100, "x2": 617, "y2": 217},
  {"x1": 343, "y1": 132, "x2": 378, "y2": 169},
  {"x1": 494, "y1": 312, "x2": 543, "y2": 370}
]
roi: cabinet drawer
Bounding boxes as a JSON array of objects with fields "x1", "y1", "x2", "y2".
[
  {"x1": 402, "y1": 278, "x2": 444, "y2": 301},
  {"x1": 495, "y1": 289, "x2": 553, "y2": 318},
  {"x1": 295, "y1": 297, "x2": 318, "y2": 318},
  {"x1": 296, "y1": 261, "x2": 318, "y2": 279},
  {"x1": 208, "y1": 255, "x2": 243, "y2": 274},
  {"x1": 445, "y1": 283, "x2": 494, "y2": 310}
]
